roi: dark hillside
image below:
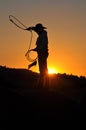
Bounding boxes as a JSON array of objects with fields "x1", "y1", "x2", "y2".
[{"x1": 0, "y1": 66, "x2": 86, "y2": 121}]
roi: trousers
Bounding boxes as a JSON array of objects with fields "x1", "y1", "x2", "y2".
[{"x1": 38, "y1": 54, "x2": 49, "y2": 87}]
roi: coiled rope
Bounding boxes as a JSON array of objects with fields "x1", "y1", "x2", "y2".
[{"x1": 9, "y1": 15, "x2": 37, "y2": 63}]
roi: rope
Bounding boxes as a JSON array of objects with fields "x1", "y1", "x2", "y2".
[
  {"x1": 9, "y1": 15, "x2": 38, "y2": 63},
  {"x1": 9, "y1": 15, "x2": 27, "y2": 30},
  {"x1": 25, "y1": 30, "x2": 38, "y2": 62}
]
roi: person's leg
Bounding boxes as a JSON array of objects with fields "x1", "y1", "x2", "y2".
[{"x1": 38, "y1": 56, "x2": 49, "y2": 87}]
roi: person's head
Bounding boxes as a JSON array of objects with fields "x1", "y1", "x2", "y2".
[{"x1": 33, "y1": 23, "x2": 47, "y2": 34}]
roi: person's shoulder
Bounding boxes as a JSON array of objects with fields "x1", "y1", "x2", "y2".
[
  {"x1": 40, "y1": 30, "x2": 47, "y2": 37},
  {"x1": 42, "y1": 30, "x2": 47, "y2": 35},
  {"x1": 44, "y1": 30, "x2": 47, "y2": 33}
]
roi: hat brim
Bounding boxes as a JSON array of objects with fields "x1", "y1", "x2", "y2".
[{"x1": 34, "y1": 26, "x2": 47, "y2": 30}]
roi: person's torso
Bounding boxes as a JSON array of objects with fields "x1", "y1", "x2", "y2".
[{"x1": 36, "y1": 30, "x2": 48, "y2": 54}]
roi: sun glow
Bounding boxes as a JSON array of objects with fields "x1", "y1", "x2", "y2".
[{"x1": 48, "y1": 68, "x2": 57, "y2": 74}]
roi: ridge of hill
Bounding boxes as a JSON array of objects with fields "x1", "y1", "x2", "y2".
[{"x1": 0, "y1": 65, "x2": 86, "y2": 121}]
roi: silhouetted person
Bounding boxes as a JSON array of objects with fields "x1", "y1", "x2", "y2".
[{"x1": 26, "y1": 23, "x2": 49, "y2": 87}]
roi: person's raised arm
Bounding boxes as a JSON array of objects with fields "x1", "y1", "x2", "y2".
[{"x1": 25, "y1": 26, "x2": 35, "y2": 31}]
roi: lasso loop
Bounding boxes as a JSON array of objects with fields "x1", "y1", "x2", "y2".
[
  {"x1": 25, "y1": 30, "x2": 38, "y2": 62},
  {"x1": 25, "y1": 49, "x2": 37, "y2": 62},
  {"x1": 9, "y1": 15, "x2": 27, "y2": 30},
  {"x1": 9, "y1": 15, "x2": 38, "y2": 63}
]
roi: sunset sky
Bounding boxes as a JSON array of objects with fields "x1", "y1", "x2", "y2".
[{"x1": 0, "y1": 0, "x2": 86, "y2": 76}]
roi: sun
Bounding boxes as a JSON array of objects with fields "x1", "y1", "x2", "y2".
[{"x1": 48, "y1": 68, "x2": 57, "y2": 74}]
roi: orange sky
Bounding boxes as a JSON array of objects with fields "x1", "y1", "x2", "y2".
[{"x1": 0, "y1": 0, "x2": 86, "y2": 76}]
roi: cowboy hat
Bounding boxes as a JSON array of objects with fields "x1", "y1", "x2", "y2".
[{"x1": 34, "y1": 23, "x2": 47, "y2": 30}]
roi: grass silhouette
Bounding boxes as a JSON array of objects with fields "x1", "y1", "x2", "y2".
[{"x1": 0, "y1": 65, "x2": 86, "y2": 121}]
